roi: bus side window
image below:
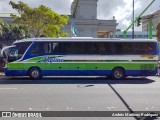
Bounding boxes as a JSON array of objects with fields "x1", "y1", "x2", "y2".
[
  {"x1": 93, "y1": 42, "x2": 111, "y2": 54},
  {"x1": 63, "y1": 43, "x2": 71, "y2": 54},
  {"x1": 109, "y1": 42, "x2": 116, "y2": 54},
  {"x1": 30, "y1": 42, "x2": 45, "y2": 55},
  {"x1": 98, "y1": 43, "x2": 106, "y2": 54},
  {"x1": 115, "y1": 43, "x2": 123, "y2": 54},
  {"x1": 125, "y1": 43, "x2": 133, "y2": 55},
  {"x1": 52, "y1": 43, "x2": 63, "y2": 54},
  {"x1": 82, "y1": 42, "x2": 93, "y2": 54},
  {"x1": 72, "y1": 42, "x2": 82, "y2": 54},
  {"x1": 93, "y1": 43, "x2": 100, "y2": 54},
  {"x1": 43, "y1": 43, "x2": 50, "y2": 54},
  {"x1": 144, "y1": 43, "x2": 154, "y2": 55}
]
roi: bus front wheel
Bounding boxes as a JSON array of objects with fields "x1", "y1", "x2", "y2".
[
  {"x1": 28, "y1": 67, "x2": 42, "y2": 80},
  {"x1": 112, "y1": 67, "x2": 125, "y2": 80}
]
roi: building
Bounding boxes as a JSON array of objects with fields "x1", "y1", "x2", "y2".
[
  {"x1": 115, "y1": 31, "x2": 156, "y2": 39},
  {"x1": 0, "y1": 13, "x2": 19, "y2": 23},
  {"x1": 142, "y1": 10, "x2": 160, "y2": 31},
  {"x1": 63, "y1": 0, "x2": 118, "y2": 38}
]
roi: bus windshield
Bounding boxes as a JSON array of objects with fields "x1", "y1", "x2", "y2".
[{"x1": 4, "y1": 42, "x2": 32, "y2": 62}]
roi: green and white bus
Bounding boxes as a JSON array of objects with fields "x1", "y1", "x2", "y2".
[{"x1": 1, "y1": 37, "x2": 159, "y2": 79}]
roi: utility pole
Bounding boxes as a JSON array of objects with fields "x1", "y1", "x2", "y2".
[{"x1": 132, "y1": 0, "x2": 134, "y2": 39}]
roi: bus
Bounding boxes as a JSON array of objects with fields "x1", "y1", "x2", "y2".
[{"x1": 1, "y1": 37, "x2": 159, "y2": 80}]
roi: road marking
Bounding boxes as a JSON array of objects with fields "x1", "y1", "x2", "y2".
[
  {"x1": 107, "y1": 106, "x2": 116, "y2": 109},
  {"x1": 0, "y1": 88, "x2": 17, "y2": 90},
  {"x1": 46, "y1": 108, "x2": 49, "y2": 110},
  {"x1": 110, "y1": 106, "x2": 115, "y2": 109}
]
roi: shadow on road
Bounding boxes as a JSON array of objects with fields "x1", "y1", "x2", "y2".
[
  {"x1": 108, "y1": 84, "x2": 159, "y2": 120},
  {"x1": 0, "y1": 76, "x2": 155, "y2": 84}
]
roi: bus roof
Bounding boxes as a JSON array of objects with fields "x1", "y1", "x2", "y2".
[{"x1": 13, "y1": 37, "x2": 158, "y2": 44}]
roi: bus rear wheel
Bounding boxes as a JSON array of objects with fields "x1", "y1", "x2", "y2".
[
  {"x1": 28, "y1": 67, "x2": 42, "y2": 80},
  {"x1": 112, "y1": 67, "x2": 125, "y2": 80}
]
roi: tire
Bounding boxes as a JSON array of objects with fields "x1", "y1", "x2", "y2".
[
  {"x1": 112, "y1": 67, "x2": 125, "y2": 80},
  {"x1": 28, "y1": 67, "x2": 42, "y2": 80}
]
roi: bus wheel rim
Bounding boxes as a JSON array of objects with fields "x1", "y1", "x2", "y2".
[
  {"x1": 114, "y1": 70, "x2": 122, "y2": 78},
  {"x1": 31, "y1": 70, "x2": 39, "y2": 78}
]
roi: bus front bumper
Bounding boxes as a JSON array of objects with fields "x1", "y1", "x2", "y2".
[{"x1": 3, "y1": 67, "x2": 27, "y2": 76}]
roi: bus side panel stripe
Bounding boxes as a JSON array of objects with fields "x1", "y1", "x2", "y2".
[
  {"x1": 7, "y1": 62, "x2": 157, "y2": 70},
  {"x1": 4, "y1": 69, "x2": 157, "y2": 77}
]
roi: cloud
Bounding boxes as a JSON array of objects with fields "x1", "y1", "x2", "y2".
[
  {"x1": 97, "y1": 0, "x2": 160, "y2": 30},
  {"x1": 0, "y1": 0, "x2": 73, "y2": 14},
  {"x1": 39, "y1": 0, "x2": 72, "y2": 14},
  {"x1": 0, "y1": 0, "x2": 17, "y2": 13},
  {"x1": 97, "y1": 0, "x2": 141, "y2": 30}
]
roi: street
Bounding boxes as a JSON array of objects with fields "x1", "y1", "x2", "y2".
[{"x1": 0, "y1": 76, "x2": 160, "y2": 120}]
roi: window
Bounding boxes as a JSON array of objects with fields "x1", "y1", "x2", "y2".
[
  {"x1": 9, "y1": 48, "x2": 18, "y2": 57},
  {"x1": 62, "y1": 42, "x2": 73, "y2": 54},
  {"x1": 30, "y1": 41, "x2": 156, "y2": 56},
  {"x1": 52, "y1": 43, "x2": 63, "y2": 54},
  {"x1": 82, "y1": 42, "x2": 93, "y2": 54},
  {"x1": 71, "y1": 42, "x2": 83, "y2": 54},
  {"x1": 14, "y1": 42, "x2": 32, "y2": 55},
  {"x1": 132, "y1": 42, "x2": 155, "y2": 55},
  {"x1": 62, "y1": 42, "x2": 93, "y2": 54},
  {"x1": 93, "y1": 42, "x2": 110, "y2": 54},
  {"x1": 30, "y1": 42, "x2": 45, "y2": 55},
  {"x1": 8, "y1": 42, "x2": 32, "y2": 60}
]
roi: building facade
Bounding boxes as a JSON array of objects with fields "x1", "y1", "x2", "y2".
[
  {"x1": 63, "y1": 0, "x2": 118, "y2": 38},
  {"x1": 115, "y1": 31, "x2": 156, "y2": 39},
  {"x1": 142, "y1": 10, "x2": 160, "y2": 31}
]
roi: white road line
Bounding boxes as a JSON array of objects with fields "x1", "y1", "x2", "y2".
[{"x1": 0, "y1": 88, "x2": 17, "y2": 90}]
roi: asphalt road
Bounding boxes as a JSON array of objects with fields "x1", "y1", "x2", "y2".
[{"x1": 0, "y1": 76, "x2": 160, "y2": 120}]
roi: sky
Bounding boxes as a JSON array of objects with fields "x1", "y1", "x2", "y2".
[{"x1": 0, "y1": 0, "x2": 160, "y2": 30}]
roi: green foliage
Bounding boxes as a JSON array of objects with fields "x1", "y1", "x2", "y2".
[
  {"x1": 0, "y1": 19, "x2": 28, "y2": 41},
  {"x1": 9, "y1": 1, "x2": 69, "y2": 38},
  {"x1": 156, "y1": 21, "x2": 160, "y2": 42}
]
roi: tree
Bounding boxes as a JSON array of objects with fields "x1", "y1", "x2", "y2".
[
  {"x1": 9, "y1": 1, "x2": 69, "y2": 38},
  {"x1": 156, "y1": 21, "x2": 160, "y2": 43},
  {"x1": 0, "y1": 19, "x2": 28, "y2": 42},
  {"x1": 0, "y1": 19, "x2": 10, "y2": 40}
]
